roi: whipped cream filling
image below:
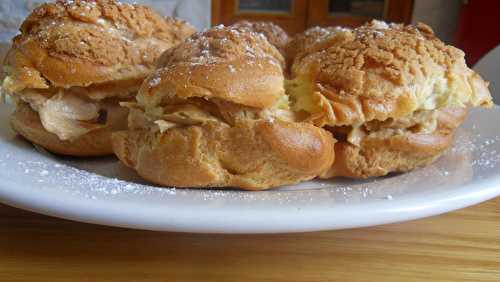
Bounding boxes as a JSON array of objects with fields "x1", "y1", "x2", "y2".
[
  {"x1": 346, "y1": 110, "x2": 439, "y2": 146},
  {"x1": 2, "y1": 70, "x2": 138, "y2": 141},
  {"x1": 125, "y1": 102, "x2": 222, "y2": 133},
  {"x1": 124, "y1": 97, "x2": 296, "y2": 134},
  {"x1": 18, "y1": 90, "x2": 104, "y2": 141}
]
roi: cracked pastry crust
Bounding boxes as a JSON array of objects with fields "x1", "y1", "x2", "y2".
[
  {"x1": 287, "y1": 20, "x2": 493, "y2": 178},
  {"x1": 3, "y1": 0, "x2": 195, "y2": 156},
  {"x1": 112, "y1": 25, "x2": 335, "y2": 189},
  {"x1": 4, "y1": 0, "x2": 195, "y2": 89},
  {"x1": 285, "y1": 26, "x2": 350, "y2": 65},
  {"x1": 231, "y1": 21, "x2": 289, "y2": 57},
  {"x1": 289, "y1": 21, "x2": 492, "y2": 127}
]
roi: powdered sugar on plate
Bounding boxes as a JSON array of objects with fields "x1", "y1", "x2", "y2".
[
  {"x1": 0, "y1": 108, "x2": 498, "y2": 205},
  {"x1": 0, "y1": 105, "x2": 500, "y2": 232}
]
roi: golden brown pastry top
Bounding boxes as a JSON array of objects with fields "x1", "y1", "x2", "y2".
[
  {"x1": 232, "y1": 21, "x2": 289, "y2": 56},
  {"x1": 289, "y1": 20, "x2": 493, "y2": 127},
  {"x1": 139, "y1": 24, "x2": 286, "y2": 110},
  {"x1": 2, "y1": 0, "x2": 195, "y2": 92},
  {"x1": 285, "y1": 26, "x2": 350, "y2": 63}
]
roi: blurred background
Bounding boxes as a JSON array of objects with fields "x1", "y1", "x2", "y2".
[{"x1": 0, "y1": 0, "x2": 498, "y2": 68}]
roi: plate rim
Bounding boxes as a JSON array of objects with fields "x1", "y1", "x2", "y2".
[{"x1": 0, "y1": 175, "x2": 499, "y2": 233}]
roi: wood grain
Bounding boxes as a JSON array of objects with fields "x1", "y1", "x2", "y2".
[{"x1": 1, "y1": 198, "x2": 499, "y2": 282}]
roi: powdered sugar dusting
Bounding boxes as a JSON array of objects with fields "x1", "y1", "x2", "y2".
[
  {"x1": 371, "y1": 20, "x2": 390, "y2": 29},
  {"x1": 0, "y1": 107, "x2": 499, "y2": 208},
  {"x1": 148, "y1": 75, "x2": 162, "y2": 87},
  {"x1": 164, "y1": 25, "x2": 283, "y2": 71},
  {"x1": 9, "y1": 156, "x2": 177, "y2": 200}
]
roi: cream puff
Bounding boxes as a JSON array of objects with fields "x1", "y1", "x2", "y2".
[
  {"x1": 112, "y1": 25, "x2": 335, "y2": 189},
  {"x1": 287, "y1": 20, "x2": 493, "y2": 178},
  {"x1": 2, "y1": 0, "x2": 195, "y2": 156}
]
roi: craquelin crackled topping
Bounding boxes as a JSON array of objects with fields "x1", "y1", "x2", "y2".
[
  {"x1": 20, "y1": 0, "x2": 194, "y2": 67},
  {"x1": 289, "y1": 20, "x2": 492, "y2": 127},
  {"x1": 2, "y1": 0, "x2": 195, "y2": 92},
  {"x1": 139, "y1": 25, "x2": 286, "y2": 110},
  {"x1": 286, "y1": 25, "x2": 350, "y2": 62},
  {"x1": 156, "y1": 24, "x2": 284, "y2": 69},
  {"x1": 231, "y1": 21, "x2": 289, "y2": 55}
]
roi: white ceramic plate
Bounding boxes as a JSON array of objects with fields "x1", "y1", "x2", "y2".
[{"x1": 0, "y1": 103, "x2": 499, "y2": 233}]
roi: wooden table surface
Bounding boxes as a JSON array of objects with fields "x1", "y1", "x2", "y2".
[{"x1": 1, "y1": 197, "x2": 499, "y2": 282}]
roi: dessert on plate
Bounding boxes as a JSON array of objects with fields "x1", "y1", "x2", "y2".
[
  {"x1": 1, "y1": 0, "x2": 493, "y2": 190},
  {"x1": 2, "y1": 0, "x2": 195, "y2": 156},
  {"x1": 286, "y1": 20, "x2": 492, "y2": 178},
  {"x1": 112, "y1": 25, "x2": 335, "y2": 189}
]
